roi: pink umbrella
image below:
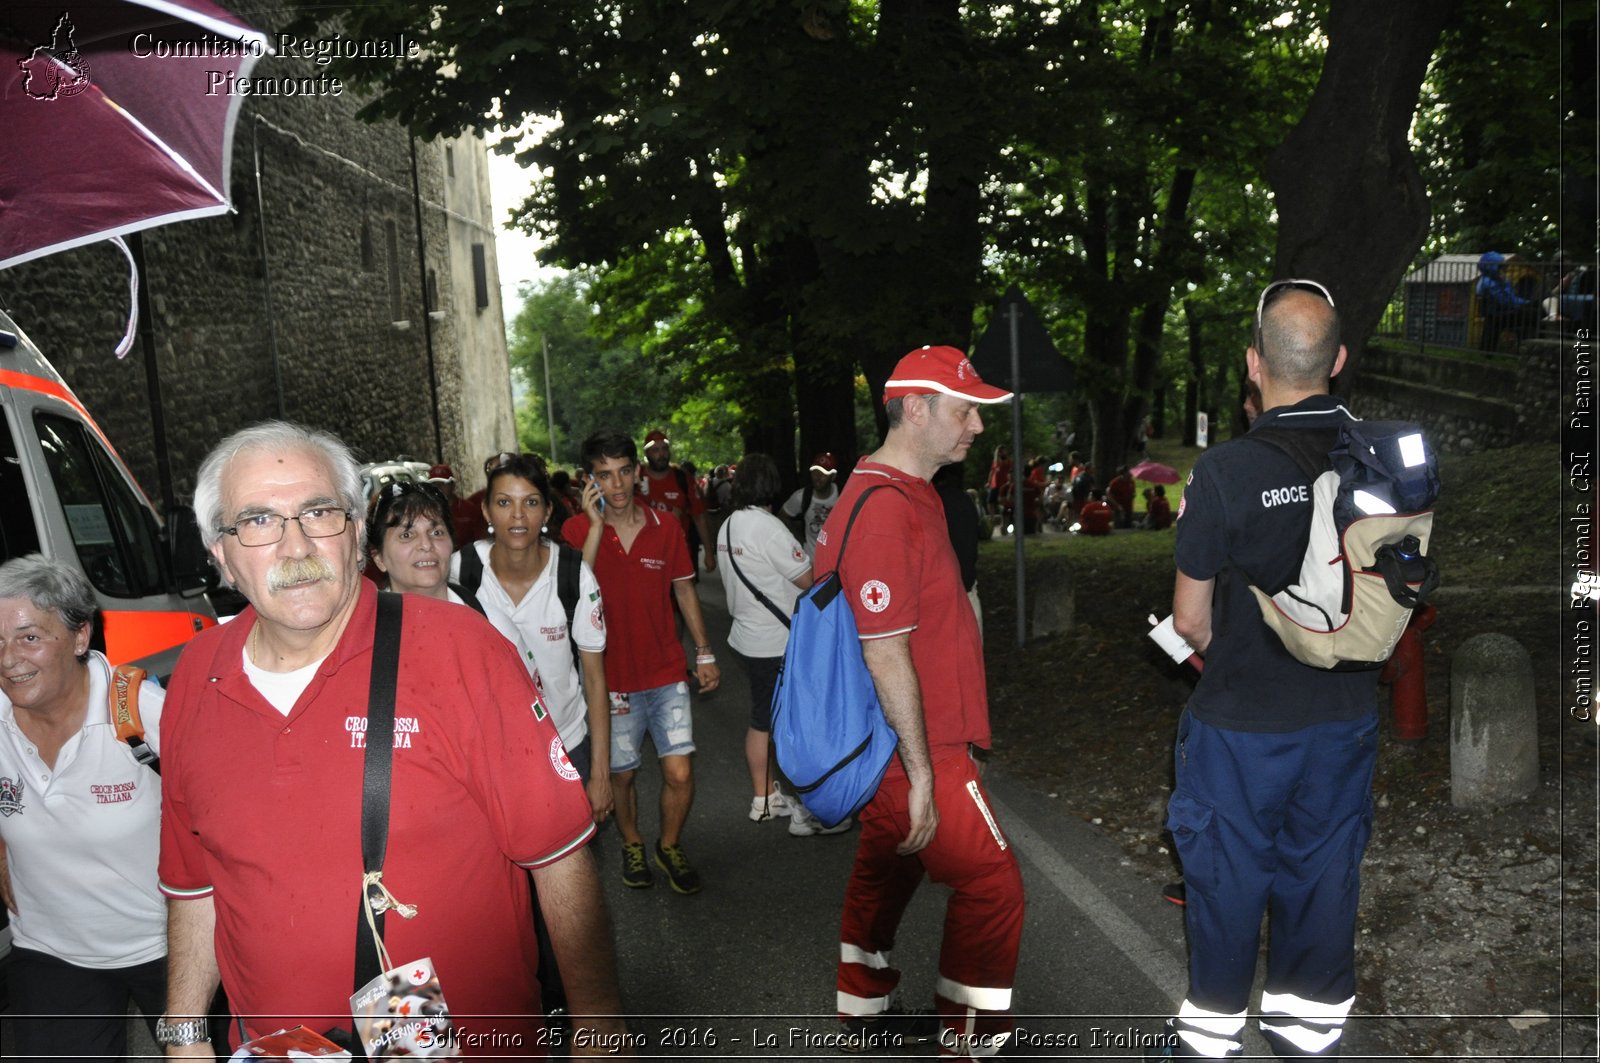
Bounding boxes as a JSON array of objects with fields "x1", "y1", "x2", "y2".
[
  {"x1": 1129, "y1": 460, "x2": 1181, "y2": 484},
  {"x1": 1, "y1": 0, "x2": 272, "y2": 269}
]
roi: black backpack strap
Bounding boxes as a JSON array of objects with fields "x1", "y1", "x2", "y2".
[
  {"x1": 355, "y1": 593, "x2": 403, "y2": 994},
  {"x1": 1241, "y1": 425, "x2": 1338, "y2": 481},
  {"x1": 447, "y1": 581, "x2": 487, "y2": 616},
  {"x1": 456, "y1": 543, "x2": 484, "y2": 595},
  {"x1": 724, "y1": 515, "x2": 792, "y2": 628},
  {"x1": 833, "y1": 484, "x2": 887, "y2": 569},
  {"x1": 556, "y1": 542, "x2": 584, "y2": 669}
]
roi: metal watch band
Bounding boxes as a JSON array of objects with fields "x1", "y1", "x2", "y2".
[{"x1": 155, "y1": 1018, "x2": 211, "y2": 1046}]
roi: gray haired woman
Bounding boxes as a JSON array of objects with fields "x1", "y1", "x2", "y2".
[{"x1": 0, "y1": 554, "x2": 168, "y2": 1061}]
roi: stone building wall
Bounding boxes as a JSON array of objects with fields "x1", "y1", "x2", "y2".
[{"x1": 0, "y1": 0, "x2": 512, "y2": 508}]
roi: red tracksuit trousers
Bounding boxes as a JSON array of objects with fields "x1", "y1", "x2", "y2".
[{"x1": 836, "y1": 751, "x2": 1026, "y2": 1057}]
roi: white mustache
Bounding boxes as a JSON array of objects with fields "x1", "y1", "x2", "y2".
[{"x1": 267, "y1": 555, "x2": 337, "y2": 592}]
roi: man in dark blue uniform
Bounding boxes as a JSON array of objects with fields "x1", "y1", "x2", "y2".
[{"x1": 1161, "y1": 280, "x2": 1380, "y2": 1059}]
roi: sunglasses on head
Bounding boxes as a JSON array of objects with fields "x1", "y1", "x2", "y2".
[
  {"x1": 484, "y1": 451, "x2": 520, "y2": 475},
  {"x1": 1256, "y1": 278, "x2": 1335, "y2": 326}
]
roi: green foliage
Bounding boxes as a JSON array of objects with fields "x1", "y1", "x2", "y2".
[
  {"x1": 297, "y1": 0, "x2": 1565, "y2": 466},
  {"x1": 1414, "y1": 0, "x2": 1575, "y2": 258},
  {"x1": 506, "y1": 273, "x2": 742, "y2": 470}
]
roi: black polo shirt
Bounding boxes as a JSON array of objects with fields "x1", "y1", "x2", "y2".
[{"x1": 1174, "y1": 394, "x2": 1380, "y2": 732}]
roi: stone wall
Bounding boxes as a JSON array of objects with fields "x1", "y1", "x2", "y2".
[
  {"x1": 1353, "y1": 340, "x2": 1562, "y2": 452},
  {"x1": 0, "y1": 0, "x2": 513, "y2": 506}
]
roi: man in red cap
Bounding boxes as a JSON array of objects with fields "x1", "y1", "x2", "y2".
[
  {"x1": 637, "y1": 430, "x2": 716, "y2": 575},
  {"x1": 780, "y1": 451, "x2": 840, "y2": 556},
  {"x1": 810, "y1": 345, "x2": 1025, "y2": 1057}
]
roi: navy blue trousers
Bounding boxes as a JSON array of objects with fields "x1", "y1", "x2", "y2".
[{"x1": 1166, "y1": 711, "x2": 1377, "y2": 1055}]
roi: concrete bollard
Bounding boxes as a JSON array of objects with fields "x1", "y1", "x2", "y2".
[
  {"x1": 1450, "y1": 633, "x2": 1538, "y2": 808},
  {"x1": 1029, "y1": 554, "x2": 1075, "y2": 638}
]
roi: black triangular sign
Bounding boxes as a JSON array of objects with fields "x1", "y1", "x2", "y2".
[{"x1": 970, "y1": 285, "x2": 1074, "y2": 393}]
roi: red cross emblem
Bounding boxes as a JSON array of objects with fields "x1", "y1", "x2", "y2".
[{"x1": 861, "y1": 579, "x2": 891, "y2": 612}]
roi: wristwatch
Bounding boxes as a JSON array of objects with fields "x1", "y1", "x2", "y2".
[{"x1": 155, "y1": 1018, "x2": 211, "y2": 1046}]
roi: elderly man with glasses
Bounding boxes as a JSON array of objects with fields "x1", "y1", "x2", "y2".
[
  {"x1": 1154, "y1": 280, "x2": 1380, "y2": 1060},
  {"x1": 153, "y1": 421, "x2": 628, "y2": 1058}
]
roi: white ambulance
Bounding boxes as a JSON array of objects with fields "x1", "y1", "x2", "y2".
[{"x1": 0, "y1": 307, "x2": 216, "y2": 678}]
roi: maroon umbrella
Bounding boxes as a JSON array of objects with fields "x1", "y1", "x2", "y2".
[
  {"x1": 1, "y1": 0, "x2": 272, "y2": 269},
  {"x1": 1129, "y1": 460, "x2": 1181, "y2": 484}
]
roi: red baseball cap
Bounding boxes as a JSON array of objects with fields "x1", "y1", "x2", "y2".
[
  {"x1": 427, "y1": 463, "x2": 455, "y2": 483},
  {"x1": 643, "y1": 430, "x2": 670, "y2": 451},
  {"x1": 809, "y1": 452, "x2": 837, "y2": 475},
  {"x1": 882, "y1": 345, "x2": 1012, "y2": 405}
]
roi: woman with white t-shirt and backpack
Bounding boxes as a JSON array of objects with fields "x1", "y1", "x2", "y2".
[
  {"x1": 718, "y1": 454, "x2": 850, "y2": 837},
  {"x1": 448, "y1": 454, "x2": 613, "y2": 824}
]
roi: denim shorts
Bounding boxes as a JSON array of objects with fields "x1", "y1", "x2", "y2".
[{"x1": 609, "y1": 681, "x2": 695, "y2": 771}]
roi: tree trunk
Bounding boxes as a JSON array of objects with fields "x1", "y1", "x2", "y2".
[{"x1": 1266, "y1": 0, "x2": 1452, "y2": 393}]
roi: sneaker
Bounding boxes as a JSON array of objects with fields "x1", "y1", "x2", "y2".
[
  {"x1": 620, "y1": 842, "x2": 653, "y2": 888},
  {"x1": 1143, "y1": 1020, "x2": 1181, "y2": 1061},
  {"x1": 1161, "y1": 881, "x2": 1187, "y2": 906},
  {"x1": 749, "y1": 788, "x2": 793, "y2": 821},
  {"x1": 838, "y1": 1007, "x2": 939, "y2": 1054},
  {"x1": 653, "y1": 841, "x2": 702, "y2": 895},
  {"x1": 789, "y1": 806, "x2": 853, "y2": 837}
]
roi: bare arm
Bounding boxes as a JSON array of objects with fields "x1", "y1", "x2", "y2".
[
  {"x1": 694, "y1": 512, "x2": 716, "y2": 572},
  {"x1": 672, "y1": 579, "x2": 721, "y2": 692},
  {"x1": 579, "y1": 648, "x2": 613, "y2": 824},
  {"x1": 164, "y1": 895, "x2": 221, "y2": 1057},
  {"x1": 531, "y1": 849, "x2": 630, "y2": 1056},
  {"x1": 1172, "y1": 571, "x2": 1215, "y2": 656},
  {"x1": 790, "y1": 565, "x2": 814, "y2": 592},
  {"x1": 860, "y1": 633, "x2": 937, "y2": 855},
  {"x1": 0, "y1": 837, "x2": 14, "y2": 914}
]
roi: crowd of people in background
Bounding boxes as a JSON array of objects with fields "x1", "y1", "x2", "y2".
[{"x1": 987, "y1": 448, "x2": 1176, "y2": 536}]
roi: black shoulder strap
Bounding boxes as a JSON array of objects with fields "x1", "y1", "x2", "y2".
[
  {"x1": 832, "y1": 484, "x2": 887, "y2": 569},
  {"x1": 447, "y1": 581, "x2": 487, "y2": 616},
  {"x1": 724, "y1": 514, "x2": 792, "y2": 629},
  {"x1": 1242, "y1": 425, "x2": 1338, "y2": 482},
  {"x1": 801, "y1": 482, "x2": 814, "y2": 517},
  {"x1": 555, "y1": 543, "x2": 584, "y2": 669},
  {"x1": 456, "y1": 543, "x2": 484, "y2": 595},
  {"x1": 355, "y1": 593, "x2": 403, "y2": 993}
]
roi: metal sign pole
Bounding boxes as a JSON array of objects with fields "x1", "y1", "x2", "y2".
[{"x1": 1009, "y1": 302, "x2": 1026, "y2": 648}]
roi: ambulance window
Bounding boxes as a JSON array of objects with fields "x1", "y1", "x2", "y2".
[
  {"x1": 0, "y1": 412, "x2": 43, "y2": 562},
  {"x1": 35, "y1": 413, "x2": 165, "y2": 598}
]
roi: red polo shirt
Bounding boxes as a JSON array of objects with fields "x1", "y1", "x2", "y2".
[
  {"x1": 158, "y1": 582, "x2": 593, "y2": 1052},
  {"x1": 812, "y1": 461, "x2": 990, "y2": 773},
  {"x1": 636, "y1": 467, "x2": 703, "y2": 538},
  {"x1": 561, "y1": 508, "x2": 694, "y2": 693}
]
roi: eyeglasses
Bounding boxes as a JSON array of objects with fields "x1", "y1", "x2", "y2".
[
  {"x1": 221, "y1": 507, "x2": 352, "y2": 547},
  {"x1": 1256, "y1": 278, "x2": 1335, "y2": 326}
]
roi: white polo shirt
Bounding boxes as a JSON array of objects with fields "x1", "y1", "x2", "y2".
[
  {"x1": 717, "y1": 508, "x2": 811, "y2": 659},
  {"x1": 453, "y1": 540, "x2": 607, "y2": 752},
  {"x1": 0, "y1": 652, "x2": 166, "y2": 968}
]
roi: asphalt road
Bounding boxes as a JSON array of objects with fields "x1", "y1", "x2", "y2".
[{"x1": 591, "y1": 574, "x2": 1205, "y2": 1061}]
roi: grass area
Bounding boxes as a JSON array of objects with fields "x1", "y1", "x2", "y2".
[
  {"x1": 1429, "y1": 441, "x2": 1562, "y2": 587},
  {"x1": 978, "y1": 438, "x2": 1563, "y2": 594}
]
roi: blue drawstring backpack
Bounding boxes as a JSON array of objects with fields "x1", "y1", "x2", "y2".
[{"x1": 771, "y1": 486, "x2": 899, "y2": 827}]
